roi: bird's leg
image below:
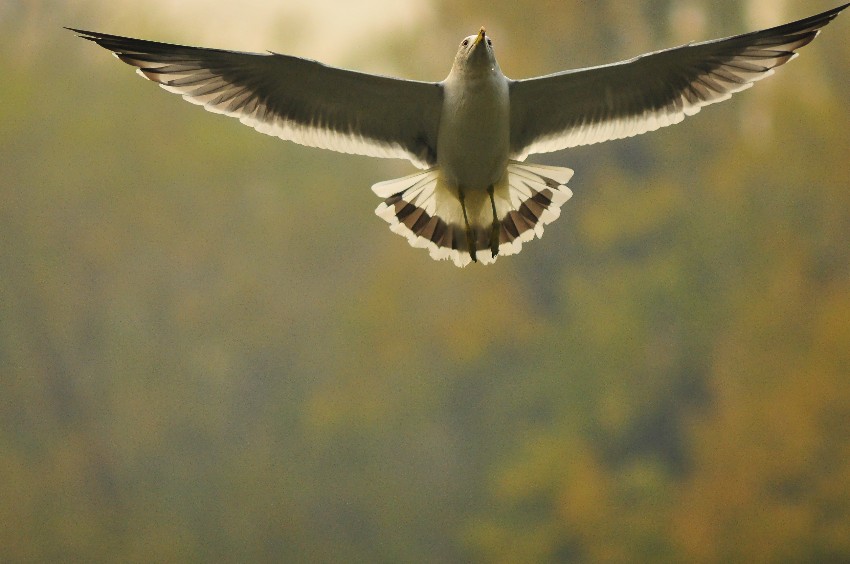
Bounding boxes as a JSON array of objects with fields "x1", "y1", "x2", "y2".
[
  {"x1": 487, "y1": 185, "x2": 499, "y2": 258},
  {"x1": 458, "y1": 188, "x2": 477, "y2": 263}
]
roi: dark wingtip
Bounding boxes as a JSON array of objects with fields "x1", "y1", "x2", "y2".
[
  {"x1": 66, "y1": 27, "x2": 100, "y2": 42},
  {"x1": 810, "y1": 2, "x2": 850, "y2": 24}
]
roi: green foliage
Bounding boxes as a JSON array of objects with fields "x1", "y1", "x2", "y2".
[{"x1": 2, "y1": 1, "x2": 849, "y2": 561}]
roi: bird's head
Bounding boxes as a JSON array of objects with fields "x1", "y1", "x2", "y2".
[{"x1": 450, "y1": 27, "x2": 500, "y2": 76}]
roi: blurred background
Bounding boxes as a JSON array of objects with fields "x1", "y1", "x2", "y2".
[{"x1": 2, "y1": 0, "x2": 850, "y2": 561}]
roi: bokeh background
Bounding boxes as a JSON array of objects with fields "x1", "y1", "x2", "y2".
[{"x1": 3, "y1": 0, "x2": 850, "y2": 561}]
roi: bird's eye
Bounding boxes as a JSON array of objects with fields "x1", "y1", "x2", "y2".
[
  {"x1": 487, "y1": 38, "x2": 492, "y2": 46},
  {"x1": 462, "y1": 39, "x2": 469, "y2": 46}
]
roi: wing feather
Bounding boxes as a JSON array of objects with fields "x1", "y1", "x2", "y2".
[
  {"x1": 509, "y1": 4, "x2": 848, "y2": 159},
  {"x1": 71, "y1": 29, "x2": 442, "y2": 168}
]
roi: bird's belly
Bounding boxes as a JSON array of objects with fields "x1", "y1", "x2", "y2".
[{"x1": 437, "y1": 84, "x2": 509, "y2": 191}]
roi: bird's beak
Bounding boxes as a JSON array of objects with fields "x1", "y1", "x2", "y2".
[{"x1": 473, "y1": 27, "x2": 486, "y2": 47}]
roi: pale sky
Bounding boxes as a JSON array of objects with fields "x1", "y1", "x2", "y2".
[
  {"x1": 64, "y1": 0, "x2": 799, "y2": 72},
  {"x1": 79, "y1": 0, "x2": 433, "y2": 65}
]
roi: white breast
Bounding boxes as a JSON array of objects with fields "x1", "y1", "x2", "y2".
[{"x1": 437, "y1": 71, "x2": 510, "y2": 191}]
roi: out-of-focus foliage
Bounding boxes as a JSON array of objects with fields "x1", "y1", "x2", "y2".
[{"x1": 2, "y1": 0, "x2": 849, "y2": 561}]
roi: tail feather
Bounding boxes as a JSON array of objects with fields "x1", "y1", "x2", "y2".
[{"x1": 373, "y1": 161, "x2": 573, "y2": 267}]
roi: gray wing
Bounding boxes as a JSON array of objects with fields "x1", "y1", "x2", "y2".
[
  {"x1": 70, "y1": 29, "x2": 442, "y2": 168},
  {"x1": 509, "y1": 4, "x2": 848, "y2": 160}
]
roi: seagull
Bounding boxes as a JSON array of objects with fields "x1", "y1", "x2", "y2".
[{"x1": 69, "y1": 4, "x2": 848, "y2": 267}]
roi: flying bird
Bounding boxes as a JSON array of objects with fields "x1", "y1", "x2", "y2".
[{"x1": 70, "y1": 4, "x2": 848, "y2": 267}]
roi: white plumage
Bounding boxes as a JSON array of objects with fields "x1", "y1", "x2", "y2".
[{"x1": 70, "y1": 4, "x2": 848, "y2": 267}]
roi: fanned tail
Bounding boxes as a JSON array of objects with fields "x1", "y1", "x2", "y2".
[
  {"x1": 497, "y1": 162, "x2": 573, "y2": 258},
  {"x1": 373, "y1": 169, "x2": 474, "y2": 266},
  {"x1": 372, "y1": 161, "x2": 574, "y2": 267}
]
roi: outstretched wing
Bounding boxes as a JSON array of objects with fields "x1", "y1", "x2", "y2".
[
  {"x1": 70, "y1": 29, "x2": 443, "y2": 168},
  {"x1": 509, "y1": 4, "x2": 848, "y2": 160}
]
